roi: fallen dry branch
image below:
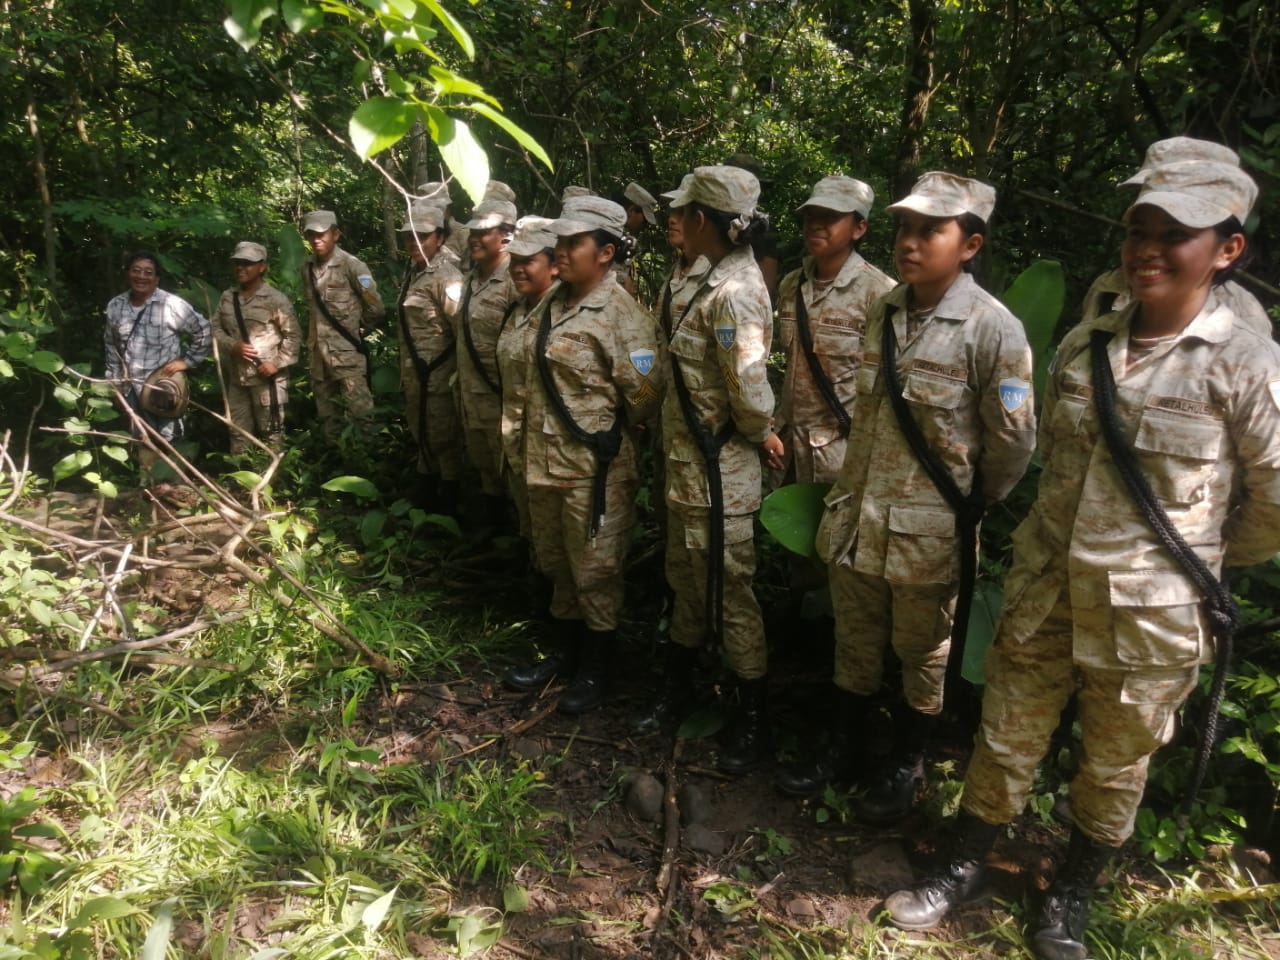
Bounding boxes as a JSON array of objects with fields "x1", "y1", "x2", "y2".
[{"x1": 652, "y1": 738, "x2": 685, "y2": 946}]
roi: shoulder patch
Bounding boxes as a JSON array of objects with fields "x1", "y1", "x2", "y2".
[
  {"x1": 629, "y1": 348, "x2": 656, "y2": 376},
  {"x1": 444, "y1": 282, "x2": 463, "y2": 302},
  {"x1": 358, "y1": 275, "x2": 374, "y2": 288},
  {"x1": 1269, "y1": 378, "x2": 1280, "y2": 414},
  {"x1": 998, "y1": 377, "x2": 1031, "y2": 414},
  {"x1": 713, "y1": 318, "x2": 736, "y2": 351}
]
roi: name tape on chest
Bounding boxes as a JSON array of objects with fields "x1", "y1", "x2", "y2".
[
  {"x1": 998, "y1": 377, "x2": 1031, "y2": 414},
  {"x1": 629, "y1": 348, "x2": 656, "y2": 376}
]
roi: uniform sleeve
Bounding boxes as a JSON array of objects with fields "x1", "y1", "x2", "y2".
[
  {"x1": 347, "y1": 255, "x2": 385, "y2": 327},
  {"x1": 975, "y1": 312, "x2": 1037, "y2": 502},
  {"x1": 1222, "y1": 344, "x2": 1280, "y2": 566},
  {"x1": 273, "y1": 293, "x2": 301, "y2": 368},
  {"x1": 714, "y1": 279, "x2": 775, "y2": 444},
  {"x1": 178, "y1": 297, "x2": 212, "y2": 368},
  {"x1": 212, "y1": 291, "x2": 241, "y2": 357},
  {"x1": 612, "y1": 301, "x2": 667, "y2": 424}
]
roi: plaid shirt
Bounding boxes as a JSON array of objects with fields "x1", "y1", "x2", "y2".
[{"x1": 103, "y1": 289, "x2": 211, "y2": 391}]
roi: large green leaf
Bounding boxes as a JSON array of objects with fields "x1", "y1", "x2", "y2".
[
  {"x1": 999, "y1": 259, "x2": 1065, "y2": 402},
  {"x1": 140, "y1": 898, "x2": 176, "y2": 960},
  {"x1": 960, "y1": 580, "x2": 1004, "y2": 685},
  {"x1": 424, "y1": 108, "x2": 488, "y2": 204},
  {"x1": 463, "y1": 101, "x2": 553, "y2": 170},
  {"x1": 760, "y1": 482, "x2": 832, "y2": 559},
  {"x1": 349, "y1": 96, "x2": 419, "y2": 160},
  {"x1": 224, "y1": 0, "x2": 277, "y2": 51},
  {"x1": 321, "y1": 475, "x2": 379, "y2": 500}
]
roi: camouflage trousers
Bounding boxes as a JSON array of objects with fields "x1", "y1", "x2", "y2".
[
  {"x1": 312, "y1": 352, "x2": 372, "y2": 444},
  {"x1": 962, "y1": 587, "x2": 1199, "y2": 846},
  {"x1": 459, "y1": 390, "x2": 504, "y2": 496},
  {"x1": 665, "y1": 509, "x2": 767, "y2": 680},
  {"x1": 828, "y1": 564, "x2": 955, "y2": 714},
  {"x1": 403, "y1": 374, "x2": 463, "y2": 480},
  {"x1": 507, "y1": 467, "x2": 533, "y2": 543},
  {"x1": 527, "y1": 479, "x2": 636, "y2": 631},
  {"x1": 226, "y1": 378, "x2": 287, "y2": 454}
]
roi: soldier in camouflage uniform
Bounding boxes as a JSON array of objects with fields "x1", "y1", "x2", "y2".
[
  {"x1": 884, "y1": 159, "x2": 1280, "y2": 960},
  {"x1": 631, "y1": 166, "x2": 782, "y2": 775},
  {"x1": 212, "y1": 241, "x2": 299, "y2": 453},
  {"x1": 774, "y1": 175, "x2": 895, "y2": 485},
  {"x1": 504, "y1": 197, "x2": 666, "y2": 714},
  {"x1": 496, "y1": 216, "x2": 559, "y2": 546},
  {"x1": 396, "y1": 201, "x2": 465, "y2": 512},
  {"x1": 1081, "y1": 137, "x2": 1271, "y2": 335},
  {"x1": 456, "y1": 198, "x2": 519, "y2": 516},
  {"x1": 300, "y1": 210, "x2": 385, "y2": 448},
  {"x1": 415, "y1": 182, "x2": 465, "y2": 266},
  {"x1": 807, "y1": 173, "x2": 1036, "y2": 814}
]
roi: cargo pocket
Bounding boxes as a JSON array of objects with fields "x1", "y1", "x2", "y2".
[
  {"x1": 668, "y1": 326, "x2": 707, "y2": 389},
  {"x1": 883, "y1": 505, "x2": 956, "y2": 585},
  {"x1": 1120, "y1": 668, "x2": 1198, "y2": 706},
  {"x1": 815, "y1": 490, "x2": 857, "y2": 564},
  {"x1": 1108, "y1": 570, "x2": 1206, "y2": 666},
  {"x1": 902, "y1": 372, "x2": 967, "y2": 410},
  {"x1": 1132, "y1": 410, "x2": 1223, "y2": 506}
]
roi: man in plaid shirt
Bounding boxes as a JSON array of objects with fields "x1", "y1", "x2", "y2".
[{"x1": 103, "y1": 251, "x2": 210, "y2": 482}]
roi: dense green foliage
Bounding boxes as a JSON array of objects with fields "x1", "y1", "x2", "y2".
[{"x1": 3, "y1": 1, "x2": 1280, "y2": 956}]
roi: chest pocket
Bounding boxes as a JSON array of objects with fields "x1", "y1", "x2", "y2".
[
  {"x1": 856, "y1": 361, "x2": 880, "y2": 398},
  {"x1": 546, "y1": 334, "x2": 607, "y2": 394},
  {"x1": 812, "y1": 323, "x2": 863, "y2": 383},
  {"x1": 1132, "y1": 409, "x2": 1224, "y2": 506},
  {"x1": 902, "y1": 371, "x2": 967, "y2": 410},
  {"x1": 668, "y1": 325, "x2": 708, "y2": 389},
  {"x1": 1049, "y1": 382, "x2": 1091, "y2": 437},
  {"x1": 777, "y1": 315, "x2": 797, "y2": 352}
]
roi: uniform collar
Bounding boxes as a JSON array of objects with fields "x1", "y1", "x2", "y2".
[
  {"x1": 1111, "y1": 288, "x2": 1235, "y2": 346},
  {"x1": 703, "y1": 244, "x2": 757, "y2": 289},
  {"x1": 557, "y1": 272, "x2": 616, "y2": 315},
  {"x1": 802, "y1": 251, "x2": 867, "y2": 291}
]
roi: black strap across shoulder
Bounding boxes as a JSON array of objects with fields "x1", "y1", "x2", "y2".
[
  {"x1": 459, "y1": 276, "x2": 502, "y2": 395},
  {"x1": 659, "y1": 279, "x2": 675, "y2": 340},
  {"x1": 233, "y1": 291, "x2": 281, "y2": 436},
  {"x1": 669, "y1": 288, "x2": 737, "y2": 645},
  {"x1": 533, "y1": 292, "x2": 624, "y2": 538},
  {"x1": 308, "y1": 262, "x2": 371, "y2": 389},
  {"x1": 397, "y1": 266, "x2": 457, "y2": 463},
  {"x1": 794, "y1": 282, "x2": 851, "y2": 439},
  {"x1": 1088, "y1": 328, "x2": 1238, "y2": 812},
  {"x1": 881, "y1": 304, "x2": 984, "y2": 703}
]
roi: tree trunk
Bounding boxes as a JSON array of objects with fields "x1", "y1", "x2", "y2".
[{"x1": 894, "y1": 0, "x2": 938, "y2": 198}]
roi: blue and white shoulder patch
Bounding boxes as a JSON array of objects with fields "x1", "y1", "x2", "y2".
[
  {"x1": 629, "y1": 348, "x2": 656, "y2": 376},
  {"x1": 358, "y1": 275, "x2": 374, "y2": 288},
  {"x1": 998, "y1": 377, "x2": 1031, "y2": 414},
  {"x1": 713, "y1": 318, "x2": 736, "y2": 351}
]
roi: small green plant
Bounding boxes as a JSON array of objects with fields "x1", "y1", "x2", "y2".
[
  {"x1": 0, "y1": 785, "x2": 65, "y2": 896},
  {"x1": 702, "y1": 879, "x2": 757, "y2": 922}
]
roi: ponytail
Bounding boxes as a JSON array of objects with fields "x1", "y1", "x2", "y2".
[
  {"x1": 686, "y1": 202, "x2": 768, "y2": 247},
  {"x1": 590, "y1": 229, "x2": 638, "y2": 266}
]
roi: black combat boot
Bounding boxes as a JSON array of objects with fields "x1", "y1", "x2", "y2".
[
  {"x1": 853, "y1": 706, "x2": 934, "y2": 824},
  {"x1": 559, "y1": 629, "x2": 613, "y2": 715},
  {"x1": 503, "y1": 618, "x2": 581, "y2": 691},
  {"x1": 1030, "y1": 826, "x2": 1117, "y2": 960},
  {"x1": 775, "y1": 687, "x2": 870, "y2": 796},
  {"x1": 717, "y1": 676, "x2": 771, "y2": 775},
  {"x1": 883, "y1": 811, "x2": 1001, "y2": 930},
  {"x1": 631, "y1": 642, "x2": 701, "y2": 734}
]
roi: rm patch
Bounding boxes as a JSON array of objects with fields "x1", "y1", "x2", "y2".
[
  {"x1": 714, "y1": 320, "x2": 737, "y2": 351},
  {"x1": 358, "y1": 275, "x2": 374, "y2": 288},
  {"x1": 630, "y1": 348, "x2": 656, "y2": 376},
  {"x1": 998, "y1": 377, "x2": 1031, "y2": 414}
]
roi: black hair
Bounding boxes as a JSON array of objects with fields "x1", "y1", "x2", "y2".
[
  {"x1": 1212, "y1": 216, "x2": 1249, "y2": 286},
  {"x1": 685, "y1": 202, "x2": 770, "y2": 247},
  {"x1": 590, "y1": 229, "x2": 638, "y2": 265},
  {"x1": 126, "y1": 250, "x2": 161, "y2": 275}
]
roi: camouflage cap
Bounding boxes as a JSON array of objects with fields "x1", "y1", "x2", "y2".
[
  {"x1": 507, "y1": 216, "x2": 559, "y2": 257},
  {"x1": 301, "y1": 210, "x2": 338, "y2": 233},
  {"x1": 484, "y1": 180, "x2": 517, "y2": 204},
  {"x1": 561, "y1": 184, "x2": 594, "y2": 201},
  {"x1": 665, "y1": 176, "x2": 696, "y2": 207},
  {"x1": 397, "y1": 201, "x2": 447, "y2": 234},
  {"x1": 624, "y1": 182, "x2": 660, "y2": 225},
  {"x1": 666, "y1": 165, "x2": 760, "y2": 216},
  {"x1": 465, "y1": 199, "x2": 518, "y2": 231},
  {"x1": 1126, "y1": 159, "x2": 1257, "y2": 228},
  {"x1": 416, "y1": 181, "x2": 452, "y2": 205},
  {"x1": 1120, "y1": 137, "x2": 1240, "y2": 188},
  {"x1": 552, "y1": 196, "x2": 627, "y2": 237},
  {"x1": 230, "y1": 241, "x2": 267, "y2": 263},
  {"x1": 798, "y1": 175, "x2": 875, "y2": 219},
  {"x1": 887, "y1": 171, "x2": 996, "y2": 223}
]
